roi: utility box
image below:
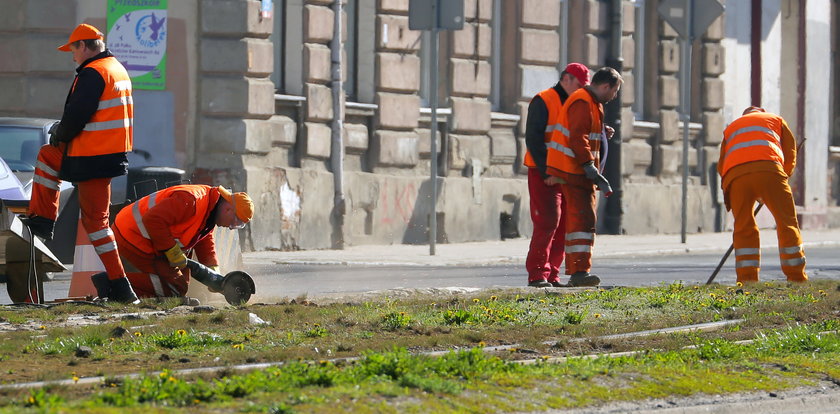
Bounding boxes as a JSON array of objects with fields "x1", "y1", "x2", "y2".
[{"x1": 409, "y1": 0, "x2": 464, "y2": 30}]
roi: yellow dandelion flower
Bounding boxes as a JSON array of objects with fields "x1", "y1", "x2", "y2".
[
  {"x1": 73, "y1": 376, "x2": 79, "y2": 383},
  {"x1": 736, "y1": 281, "x2": 743, "y2": 287},
  {"x1": 709, "y1": 293, "x2": 717, "y2": 298},
  {"x1": 110, "y1": 383, "x2": 117, "y2": 388},
  {"x1": 134, "y1": 332, "x2": 142, "y2": 337},
  {"x1": 314, "y1": 323, "x2": 320, "y2": 327},
  {"x1": 744, "y1": 291, "x2": 751, "y2": 295},
  {"x1": 490, "y1": 296, "x2": 498, "y2": 301},
  {"x1": 28, "y1": 396, "x2": 35, "y2": 404},
  {"x1": 169, "y1": 376, "x2": 176, "y2": 382},
  {"x1": 819, "y1": 290, "x2": 827, "y2": 296},
  {"x1": 39, "y1": 325, "x2": 46, "y2": 330},
  {"x1": 478, "y1": 341, "x2": 486, "y2": 347},
  {"x1": 159, "y1": 372, "x2": 168, "y2": 379},
  {"x1": 233, "y1": 344, "x2": 243, "y2": 349},
  {"x1": 594, "y1": 313, "x2": 602, "y2": 318},
  {"x1": 176, "y1": 329, "x2": 187, "y2": 336},
  {"x1": 473, "y1": 298, "x2": 480, "y2": 303},
  {"x1": 539, "y1": 299, "x2": 546, "y2": 304}
]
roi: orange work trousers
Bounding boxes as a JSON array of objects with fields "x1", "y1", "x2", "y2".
[
  {"x1": 28, "y1": 144, "x2": 126, "y2": 280},
  {"x1": 727, "y1": 170, "x2": 807, "y2": 283},
  {"x1": 559, "y1": 181, "x2": 597, "y2": 275},
  {"x1": 113, "y1": 225, "x2": 190, "y2": 298}
]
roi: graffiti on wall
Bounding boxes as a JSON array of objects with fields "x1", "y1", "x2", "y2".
[{"x1": 378, "y1": 181, "x2": 417, "y2": 225}]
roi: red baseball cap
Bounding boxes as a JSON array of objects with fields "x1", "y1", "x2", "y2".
[
  {"x1": 563, "y1": 63, "x2": 590, "y2": 86},
  {"x1": 58, "y1": 24, "x2": 104, "y2": 52}
]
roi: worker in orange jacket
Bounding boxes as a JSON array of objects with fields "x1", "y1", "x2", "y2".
[
  {"x1": 20, "y1": 24, "x2": 138, "y2": 303},
  {"x1": 96, "y1": 185, "x2": 254, "y2": 300},
  {"x1": 545, "y1": 67, "x2": 622, "y2": 287},
  {"x1": 523, "y1": 63, "x2": 590, "y2": 288},
  {"x1": 718, "y1": 107, "x2": 807, "y2": 284}
]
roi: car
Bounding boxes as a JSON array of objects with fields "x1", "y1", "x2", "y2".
[{"x1": 0, "y1": 117, "x2": 74, "y2": 214}]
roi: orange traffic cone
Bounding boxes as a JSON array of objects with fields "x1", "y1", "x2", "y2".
[{"x1": 67, "y1": 215, "x2": 105, "y2": 297}]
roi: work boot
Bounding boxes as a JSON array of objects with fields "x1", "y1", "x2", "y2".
[
  {"x1": 568, "y1": 271, "x2": 601, "y2": 287},
  {"x1": 92, "y1": 274, "x2": 140, "y2": 304},
  {"x1": 528, "y1": 279, "x2": 552, "y2": 288},
  {"x1": 91, "y1": 272, "x2": 111, "y2": 299},
  {"x1": 19, "y1": 214, "x2": 54, "y2": 241},
  {"x1": 550, "y1": 281, "x2": 568, "y2": 288}
]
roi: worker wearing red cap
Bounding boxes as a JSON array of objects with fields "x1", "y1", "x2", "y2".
[
  {"x1": 545, "y1": 67, "x2": 623, "y2": 287},
  {"x1": 20, "y1": 23, "x2": 138, "y2": 303},
  {"x1": 523, "y1": 63, "x2": 590, "y2": 288},
  {"x1": 718, "y1": 106, "x2": 807, "y2": 284},
  {"x1": 97, "y1": 185, "x2": 255, "y2": 300}
]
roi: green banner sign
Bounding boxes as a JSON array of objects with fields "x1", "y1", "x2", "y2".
[{"x1": 107, "y1": 0, "x2": 168, "y2": 90}]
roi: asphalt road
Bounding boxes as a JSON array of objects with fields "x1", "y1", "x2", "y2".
[{"x1": 6, "y1": 245, "x2": 839, "y2": 304}]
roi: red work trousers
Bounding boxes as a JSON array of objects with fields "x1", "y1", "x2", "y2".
[
  {"x1": 28, "y1": 144, "x2": 126, "y2": 280},
  {"x1": 727, "y1": 170, "x2": 807, "y2": 283},
  {"x1": 560, "y1": 181, "x2": 597, "y2": 275},
  {"x1": 526, "y1": 168, "x2": 565, "y2": 283},
  {"x1": 114, "y1": 225, "x2": 190, "y2": 298}
]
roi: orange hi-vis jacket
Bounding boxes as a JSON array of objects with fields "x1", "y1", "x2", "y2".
[
  {"x1": 523, "y1": 88, "x2": 563, "y2": 168},
  {"x1": 67, "y1": 56, "x2": 133, "y2": 158},
  {"x1": 114, "y1": 185, "x2": 221, "y2": 256},
  {"x1": 545, "y1": 87, "x2": 604, "y2": 176},
  {"x1": 718, "y1": 111, "x2": 795, "y2": 180}
]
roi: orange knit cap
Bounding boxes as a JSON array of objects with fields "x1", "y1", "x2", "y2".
[{"x1": 218, "y1": 186, "x2": 254, "y2": 224}]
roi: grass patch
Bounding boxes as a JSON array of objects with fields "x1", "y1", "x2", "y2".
[{"x1": 0, "y1": 280, "x2": 837, "y2": 412}]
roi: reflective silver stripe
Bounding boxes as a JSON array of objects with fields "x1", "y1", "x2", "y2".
[
  {"x1": 734, "y1": 248, "x2": 761, "y2": 256},
  {"x1": 546, "y1": 141, "x2": 576, "y2": 158},
  {"x1": 566, "y1": 245, "x2": 592, "y2": 253},
  {"x1": 97, "y1": 96, "x2": 133, "y2": 110},
  {"x1": 566, "y1": 232, "x2": 594, "y2": 241},
  {"x1": 149, "y1": 274, "x2": 165, "y2": 296},
  {"x1": 83, "y1": 117, "x2": 133, "y2": 132},
  {"x1": 114, "y1": 80, "x2": 132, "y2": 91},
  {"x1": 132, "y1": 193, "x2": 157, "y2": 239},
  {"x1": 35, "y1": 160, "x2": 58, "y2": 177},
  {"x1": 779, "y1": 245, "x2": 803, "y2": 255},
  {"x1": 33, "y1": 174, "x2": 60, "y2": 190},
  {"x1": 724, "y1": 139, "x2": 783, "y2": 160},
  {"x1": 94, "y1": 241, "x2": 117, "y2": 255},
  {"x1": 726, "y1": 125, "x2": 780, "y2": 143},
  {"x1": 545, "y1": 123, "x2": 570, "y2": 136},
  {"x1": 781, "y1": 257, "x2": 806, "y2": 267},
  {"x1": 88, "y1": 227, "x2": 113, "y2": 242},
  {"x1": 736, "y1": 260, "x2": 760, "y2": 268},
  {"x1": 175, "y1": 238, "x2": 184, "y2": 248}
]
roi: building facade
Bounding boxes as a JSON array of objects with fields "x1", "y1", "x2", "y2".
[{"x1": 1, "y1": 0, "x2": 837, "y2": 251}]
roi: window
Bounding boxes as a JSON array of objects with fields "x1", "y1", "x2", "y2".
[
  {"x1": 270, "y1": 0, "x2": 285, "y2": 91},
  {"x1": 343, "y1": 0, "x2": 374, "y2": 103}
]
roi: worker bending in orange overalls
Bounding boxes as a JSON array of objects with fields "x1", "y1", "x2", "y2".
[
  {"x1": 718, "y1": 106, "x2": 807, "y2": 284},
  {"x1": 544, "y1": 67, "x2": 622, "y2": 287},
  {"x1": 97, "y1": 185, "x2": 254, "y2": 301},
  {"x1": 21, "y1": 24, "x2": 138, "y2": 303}
]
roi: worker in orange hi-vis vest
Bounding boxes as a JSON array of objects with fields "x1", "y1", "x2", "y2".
[
  {"x1": 545, "y1": 67, "x2": 622, "y2": 287},
  {"x1": 523, "y1": 63, "x2": 590, "y2": 288},
  {"x1": 101, "y1": 185, "x2": 254, "y2": 300},
  {"x1": 20, "y1": 24, "x2": 138, "y2": 303},
  {"x1": 718, "y1": 106, "x2": 807, "y2": 284}
]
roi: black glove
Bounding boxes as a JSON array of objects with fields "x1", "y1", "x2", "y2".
[
  {"x1": 582, "y1": 162, "x2": 613, "y2": 196},
  {"x1": 48, "y1": 122, "x2": 60, "y2": 147}
]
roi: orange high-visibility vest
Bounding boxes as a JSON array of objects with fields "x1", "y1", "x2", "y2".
[
  {"x1": 114, "y1": 185, "x2": 221, "y2": 255},
  {"x1": 545, "y1": 88, "x2": 603, "y2": 175},
  {"x1": 523, "y1": 88, "x2": 563, "y2": 168},
  {"x1": 67, "y1": 56, "x2": 133, "y2": 157},
  {"x1": 719, "y1": 112, "x2": 786, "y2": 177}
]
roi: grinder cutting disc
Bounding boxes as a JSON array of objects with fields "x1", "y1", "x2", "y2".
[{"x1": 221, "y1": 270, "x2": 256, "y2": 306}]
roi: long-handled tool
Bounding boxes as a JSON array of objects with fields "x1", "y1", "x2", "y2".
[
  {"x1": 706, "y1": 202, "x2": 763, "y2": 285},
  {"x1": 186, "y1": 259, "x2": 255, "y2": 305},
  {"x1": 706, "y1": 138, "x2": 805, "y2": 285}
]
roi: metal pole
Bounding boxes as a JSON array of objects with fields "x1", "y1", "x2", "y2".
[
  {"x1": 679, "y1": 0, "x2": 694, "y2": 244},
  {"x1": 330, "y1": 0, "x2": 345, "y2": 249},
  {"x1": 429, "y1": 10, "x2": 439, "y2": 256}
]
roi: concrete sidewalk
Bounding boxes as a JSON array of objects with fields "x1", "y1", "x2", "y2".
[{"x1": 244, "y1": 228, "x2": 840, "y2": 267}]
